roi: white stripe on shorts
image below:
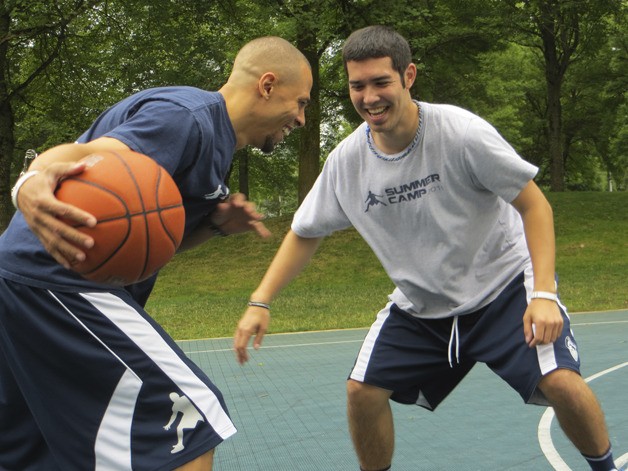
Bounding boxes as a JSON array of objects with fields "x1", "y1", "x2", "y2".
[
  {"x1": 350, "y1": 302, "x2": 391, "y2": 382},
  {"x1": 48, "y1": 291, "x2": 141, "y2": 470},
  {"x1": 523, "y1": 266, "x2": 570, "y2": 375},
  {"x1": 95, "y1": 369, "x2": 141, "y2": 470},
  {"x1": 80, "y1": 292, "x2": 237, "y2": 454}
]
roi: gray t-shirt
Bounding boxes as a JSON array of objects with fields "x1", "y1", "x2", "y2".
[{"x1": 292, "y1": 102, "x2": 538, "y2": 319}]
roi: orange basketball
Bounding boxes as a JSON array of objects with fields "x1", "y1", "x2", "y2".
[{"x1": 55, "y1": 150, "x2": 185, "y2": 285}]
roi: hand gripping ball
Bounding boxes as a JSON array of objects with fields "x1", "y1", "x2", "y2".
[{"x1": 55, "y1": 150, "x2": 185, "y2": 285}]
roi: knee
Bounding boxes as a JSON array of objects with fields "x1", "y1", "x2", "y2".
[
  {"x1": 347, "y1": 379, "x2": 391, "y2": 408},
  {"x1": 173, "y1": 449, "x2": 214, "y2": 471},
  {"x1": 538, "y1": 368, "x2": 587, "y2": 404}
]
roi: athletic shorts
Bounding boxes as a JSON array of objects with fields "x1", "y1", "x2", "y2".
[
  {"x1": 0, "y1": 278, "x2": 236, "y2": 471},
  {"x1": 349, "y1": 270, "x2": 581, "y2": 410}
]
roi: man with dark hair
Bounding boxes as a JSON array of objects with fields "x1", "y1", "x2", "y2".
[{"x1": 234, "y1": 26, "x2": 621, "y2": 471}]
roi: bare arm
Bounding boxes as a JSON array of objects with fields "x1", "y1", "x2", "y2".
[
  {"x1": 14, "y1": 137, "x2": 130, "y2": 269},
  {"x1": 511, "y1": 180, "x2": 563, "y2": 347},
  {"x1": 16, "y1": 136, "x2": 270, "y2": 264},
  {"x1": 233, "y1": 230, "x2": 323, "y2": 363}
]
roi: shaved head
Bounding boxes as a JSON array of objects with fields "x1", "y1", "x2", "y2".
[
  {"x1": 220, "y1": 36, "x2": 312, "y2": 153},
  {"x1": 228, "y1": 36, "x2": 310, "y2": 87}
]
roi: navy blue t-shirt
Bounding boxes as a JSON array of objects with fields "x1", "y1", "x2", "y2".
[{"x1": 0, "y1": 87, "x2": 236, "y2": 304}]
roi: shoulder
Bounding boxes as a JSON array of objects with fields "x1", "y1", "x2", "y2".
[
  {"x1": 422, "y1": 102, "x2": 483, "y2": 128},
  {"x1": 325, "y1": 123, "x2": 368, "y2": 166},
  {"x1": 118, "y1": 87, "x2": 222, "y2": 114},
  {"x1": 422, "y1": 102, "x2": 502, "y2": 145}
]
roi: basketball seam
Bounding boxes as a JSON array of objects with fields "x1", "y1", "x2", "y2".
[
  {"x1": 113, "y1": 151, "x2": 151, "y2": 281},
  {"x1": 60, "y1": 177, "x2": 132, "y2": 276},
  {"x1": 155, "y1": 170, "x2": 181, "y2": 252},
  {"x1": 59, "y1": 151, "x2": 183, "y2": 284}
]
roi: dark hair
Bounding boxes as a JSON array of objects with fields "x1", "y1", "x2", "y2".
[{"x1": 342, "y1": 26, "x2": 413, "y2": 85}]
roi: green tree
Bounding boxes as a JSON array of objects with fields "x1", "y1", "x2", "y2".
[
  {"x1": 497, "y1": 0, "x2": 623, "y2": 191},
  {"x1": 2, "y1": 0, "x2": 242, "y2": 230},
  {"x1": 0, "y1": 0, "x2": 108, "y2": 229}
]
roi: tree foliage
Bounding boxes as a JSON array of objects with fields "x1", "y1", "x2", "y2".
[{"x1": 1, "y1": 0, "x2": 625, "y2": 230}]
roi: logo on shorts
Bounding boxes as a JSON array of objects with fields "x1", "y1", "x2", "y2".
[
  {"x1": 565, "y1": 336, "x2": 579, "y2": 362},
  {"x1": 204, "y1": 184, "x2": 229, "y2": 201},
  {"x1": 163, "y1": 392, "x2": 205, "y2": 454}
]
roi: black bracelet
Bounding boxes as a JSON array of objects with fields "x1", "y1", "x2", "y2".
[
  {"x1": 208, "y1": 220, "x2": 228, "y2": 237},
  {"x1": 248, "y1": 301, "x2": 270, "y2": 310}
]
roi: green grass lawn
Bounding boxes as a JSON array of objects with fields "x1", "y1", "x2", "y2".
[{"x1": 147, "y1": 191, "x2": 627, "y2": 340}]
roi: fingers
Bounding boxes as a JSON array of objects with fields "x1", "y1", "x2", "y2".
[
  {"x1": 532, "y1": 320, "x2": 562, "y2": 346},
  {"x1": 233, "y1": 327, "x2": 251, "y2": 364},
  {"x1": 251, "y1": 220, "x2": 272, "y2": 239},
  {"x1": 524, "y1": 300, "x2": 564, "y2": 348},
  {"x1": 523, "y1": 313, "x2": 534, "y2": 347},
  {"x1": 18, "y1": 163, "x2": 97, "y2": 269},
  {"x1": 34, "y1": 209, "x2": 95, "y2": 269},
  {"x1": 232, "y1": 193, "x2": 265, "y2": 222},
  {"x1": 253, "y1": 326, "x2": 267, "y2": 350},
  {"x1": 212, "y1": 193, "x2": 272, "y2": 237},
  {"x1": 234, "y1": 325, "x2": 267, "y2": 365},
  {"x1": 233, "y1": 309, "x2": 269, "y2": 364}
]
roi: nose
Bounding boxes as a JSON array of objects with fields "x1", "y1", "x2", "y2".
[
  {"x1": 362, "y1": 86, "x2": 380, "y2": 106},
  {"x1": 295, "y1": 108, "x2": 306, "y2": 128}
]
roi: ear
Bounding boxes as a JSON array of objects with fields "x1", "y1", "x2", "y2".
[
  {"x1": 258, "y1": 72, "x2": 277, "y2": 100},
  {"x1": 404, "y1": 63, "x2": 417, "y2": 90}
]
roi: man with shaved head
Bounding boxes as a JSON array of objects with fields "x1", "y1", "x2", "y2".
[
  {"x1": 1, "y1": 36, "x2": 311, "y2": 470},
  {"x1": 222, "y1": 36, "x2": 312, "y2": 154}
]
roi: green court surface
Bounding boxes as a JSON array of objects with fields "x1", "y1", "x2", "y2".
[{"x1": 178, "y1": 310, "x2": 628, "y2": 470}]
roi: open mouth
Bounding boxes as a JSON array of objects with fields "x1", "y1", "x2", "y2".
[
  {"x1": 366, "y1": 106, "x2": 389, "y2": 117},
  {"x1": 282, "y1": 125, "x2": 293, "y2": 137}
]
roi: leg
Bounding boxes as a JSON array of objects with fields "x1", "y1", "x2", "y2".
[
  {"x1": 173, "y1": 427, "x2": 185, "y2": 453},
  {"x1": 0, "y1": 343, "x2": 61, "y2": 471},
  {"x1": 347, "y1": 303, "x2": 469, "y2": 470},
  {"x1": 538, "y1": 368, "x2": 610, "y2": 456},
  {"x1": 174, "y1": 449, "x2": 214, "y2": 471},
  {"x1": 347, "y1": 379, "x2": 394, "y2": 471}
]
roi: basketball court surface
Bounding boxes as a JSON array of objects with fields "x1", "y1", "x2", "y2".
[{"x1": 178, "y1": 309, "x2": 627, "y2": 470}]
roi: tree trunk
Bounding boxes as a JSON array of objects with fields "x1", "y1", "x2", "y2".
[
  {"x1": 536, "y1": 0, "x2": 580, "y2": 192},
  {"x1": 545, "y1": 73, "x2": 564, "y2": 191},
  {"x1": 0, "y1": 8, "x2": 16, "y2": 230},
  {"x1": 236, "y1": 147, "x2": 249, "y2": 197},
  {"x1": 0, "y1": 98, "x2": 15, "y2": 231},
  {"x1": 296, "y1": 32, "x2": 321, "y2": 205}
]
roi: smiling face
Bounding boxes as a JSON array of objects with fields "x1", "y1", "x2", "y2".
[
  {"x1": 347, "y1": 57, "x2": 416, "y2": 138},
  {"x1": 256, "y1": 62, "x2": 312, "y2": 154},
  {"x1": 220, "y1": 36, "x2": 313, "y2": 153}
]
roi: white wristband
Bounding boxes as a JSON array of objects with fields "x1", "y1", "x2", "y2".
[
  {"x1": 531, "y1": 291, "x2": 558, "y2": 302},
  {"x1": 11, "y1": 171, "x2": 40, "y2": 210}
]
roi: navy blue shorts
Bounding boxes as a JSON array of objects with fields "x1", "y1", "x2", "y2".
[
  {"x1": 0, "y1": 278, "x2": 236, "y2": 470},
  {"x1": 349, "y1": 271, "x2": 581, "y2": 410}
]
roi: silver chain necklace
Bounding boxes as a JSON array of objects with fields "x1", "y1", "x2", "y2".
[{"x1": 365, "y1": 101, "x2": 422, "y2": 162}]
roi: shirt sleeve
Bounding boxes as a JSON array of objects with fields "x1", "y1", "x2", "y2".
[
  {"x1": 462, "y1": 117, "x2": 538, "y2": 203},
  {"x1": 291, "y1": 152, "x2": 352, "y2": 238},
  {"x1": 104, "y1": 101, "x2": 201, "y2": 176}
]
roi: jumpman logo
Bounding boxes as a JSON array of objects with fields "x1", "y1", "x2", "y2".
[
  {"x1": 203, "y1": 184, "x2": 230, "y2": 200},
  {"x1": 365, "y1": 190, "x2": 387, "y2": 212},
  {"x1": 163, "y1": 392, "x2": 205, "y2": 454}
]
